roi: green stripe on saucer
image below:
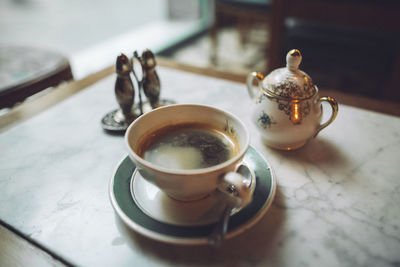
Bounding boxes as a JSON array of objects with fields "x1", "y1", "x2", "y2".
[{"x1": 112, "y1": 146, "x2": 273, "y2": 239}]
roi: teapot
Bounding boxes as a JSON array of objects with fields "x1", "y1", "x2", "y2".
[{"x1": 246, "y1": 49, "x2": 338, "y2": 150}]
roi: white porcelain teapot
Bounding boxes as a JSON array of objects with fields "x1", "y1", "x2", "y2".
[{"x1": 246, "y1": 49, "x2": 338, "y2": 150}]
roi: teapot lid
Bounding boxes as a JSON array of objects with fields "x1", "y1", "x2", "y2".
[{"x1": 262, "y1": 49, "x2": 316, "y2": 99}]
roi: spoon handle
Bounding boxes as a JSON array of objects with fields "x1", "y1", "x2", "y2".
[{"x1": 208, "y1": 201, "x2": 235, "y2": 248}]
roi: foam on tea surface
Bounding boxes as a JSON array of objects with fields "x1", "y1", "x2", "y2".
[{"x1": 140, "y1": 124, "x2": 238, "y2": 170}]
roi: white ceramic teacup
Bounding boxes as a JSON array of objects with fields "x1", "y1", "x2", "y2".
[{"x1": 125, "y1": 104, "x2": 254, "y2": 207}]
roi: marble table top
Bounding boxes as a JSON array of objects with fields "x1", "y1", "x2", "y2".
[{"x1": 1, "y1": 67, "x2": 399, "y2": 267}]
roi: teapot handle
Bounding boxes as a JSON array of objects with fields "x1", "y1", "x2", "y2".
[
  {"x1": 246, "y1": 72, "x2": 264, "y2": 100},
  {"x1": 314, "y1": 96, "x2": 338, "y2": 137}
]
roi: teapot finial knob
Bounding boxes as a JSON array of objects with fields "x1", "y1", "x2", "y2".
[{"x1": 286, "y1": 49, "x2": 302, "y2": 71}]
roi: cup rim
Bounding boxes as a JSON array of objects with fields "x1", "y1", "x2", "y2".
[{"x1": 125, "y1": 104, "x2": 250, "y2": 176}]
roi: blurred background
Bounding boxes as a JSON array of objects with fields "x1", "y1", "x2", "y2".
[{"x1": 1, "y1": 0, "x2": 399, "y2": 110}]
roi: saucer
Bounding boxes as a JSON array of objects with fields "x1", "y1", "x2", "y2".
[
  {"x1": 109, "y1": 146, "x2": 276, "y2": 245},
  {"x1": 131, "y1": 170, "x2": 236, "y2": 226}
]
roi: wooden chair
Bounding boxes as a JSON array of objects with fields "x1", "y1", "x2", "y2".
[
  {"x1": 268, "y1": 0, "x2": 400, "y2": 101},
  {"x1": 0, "y1": 45, "x2": 73, "y2": 109}
]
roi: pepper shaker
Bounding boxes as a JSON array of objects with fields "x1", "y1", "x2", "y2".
[{"x1": 141, "y1": 49, "x2": 160, "y2": 109}]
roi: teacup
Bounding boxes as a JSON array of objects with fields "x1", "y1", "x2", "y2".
[{"x1": 125, "y1": 104, "x2": 254, "y2": 207}]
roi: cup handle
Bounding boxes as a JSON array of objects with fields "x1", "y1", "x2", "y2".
[
  {"x1": 209, "y1": 164, "x2": 255, "y2": 247},
  {"x1": 314, "y1": 96, "x2": 339, "y2": 137},
  {"x1": 246, "y1": 72, "x2": 264, "y2": 100},
  {"x1": 217, "y1": 164, "x2": 256, "y2": 209}
]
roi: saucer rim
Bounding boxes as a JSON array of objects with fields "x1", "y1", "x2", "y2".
[{"x1": 109, "y1": 147, "x2": 276, "y2": 245}]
